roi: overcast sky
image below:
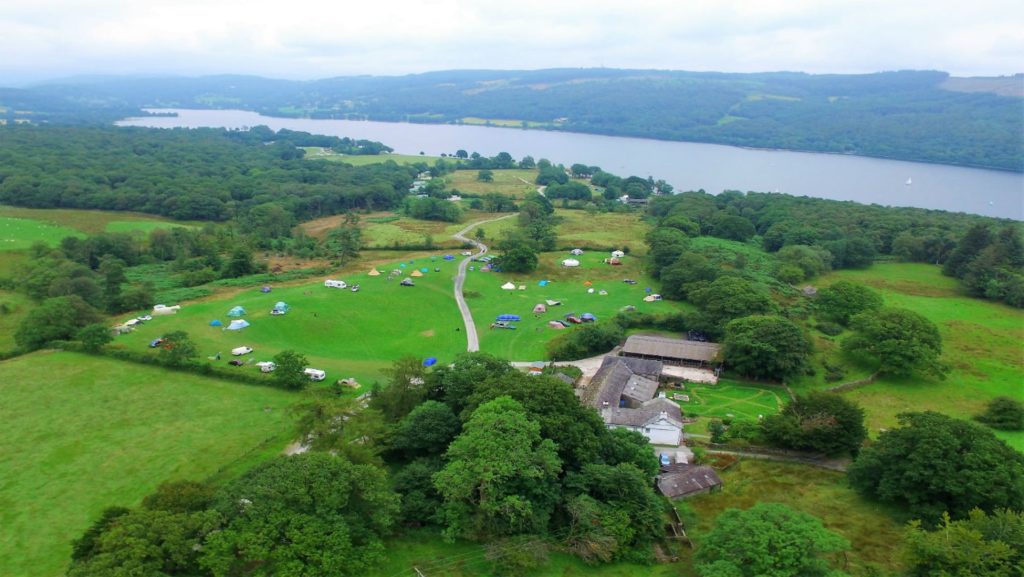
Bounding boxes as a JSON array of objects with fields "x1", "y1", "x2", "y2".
[{"x1": 2, "y1": 0, "x2": 1022, "y2": 84}]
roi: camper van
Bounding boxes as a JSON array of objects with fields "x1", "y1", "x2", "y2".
[
  {"x1": 304, "y1": 368, "x2": 326, "y2": 381},
  {"x1": 256, "y1": 361, "x2": 276, "y2": 373},
  {"x1": 231, "y1": 346, "x2": 253, "y2": 356},
  {"x1": 324, "y1": 280, "x2": 347, "y2": 289}
]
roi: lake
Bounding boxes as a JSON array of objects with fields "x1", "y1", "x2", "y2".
[{"x1": 118, "y1": 109, "x2": 1023, "y2": 219}]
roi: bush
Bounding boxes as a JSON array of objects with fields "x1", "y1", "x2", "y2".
[
  {"x1": 816, "y1": 321, "x2": 843, "y2": 336},
  {"x1": 976, "y1": 396, "x2": 1024, "y2": 431}
]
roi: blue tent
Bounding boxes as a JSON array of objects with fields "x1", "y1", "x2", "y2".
[
  {"x1": 400, "y1": 263, "x2": 406, "y2": 268},
  {"x1": 227, "y1": 306, "x2": 246, "y2": 317},
  {"x1": 209, "y1": 319, "x2": 223, "y2": 327},
  {"x1": 496, "y1": 314, "x2": 521, "y2": 322},
  {"x1": 420, "y1": 268, "x2": 429, "y2": 273},
  {"x1": 581, "y1": 313, "x2": 597, "y2": 322},
  {"x1": 443, "y1": 255, "x2": 455, "y2": 261},
  {"x1": 423, "y1": 357, "x2": 437, "y2": 367},
  {"x1": 260, "y1": 286, "x2": 272, "y2": 293},
  {"x1": 272, "y1": 302, "x2": 289, "y2": 314},
  {"x1": 226, "y1": 319, "x2": 250, "y2": 330},
  {"x1": 538, "y1": 280, "x2": 549, "y2": 286}
]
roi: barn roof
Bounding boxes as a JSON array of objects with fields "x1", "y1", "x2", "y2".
[
  {"x1": 657, "y1": 465, "x2": 723, "y2": 499},
  {"x1": 586, "y1": 356, "x2": 664, "y2": 409},
  {"x1": 603, "y1": 397, "x2": 683, "y2": 428},
  {"x1": 622, "y1": 335, "x2": 721, "y2": 363}
]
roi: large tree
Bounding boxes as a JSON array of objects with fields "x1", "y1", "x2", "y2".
[
  {"x1": 392, "y1": 400, "x2": 461, "y2": 456},
  {"x1": 842, "y1": 307, "x2": 946, "y2": 378},
  {"x1": 763, "y1": 392, "x2": 867, "y2": 456},
  {"x1": 976, "y1": 396, "x2": 1024, "y2": 431},
  {"x1": 816, "y1": 280, "x2": 884, "y2": 326},
  {"x1": 272, "y1": 349, "x2": 309, "y2": 390},
  {"x1": 692, "y1": 276, "x2": 777, "y2": 331},
  {"x1": 434, "y1": 396, "x2": 562, "y2": 541},
  {"x1": 723, "y1": 315, "x2": 812, "y2": 381},
  {"x1": 159, "y1": 330, "x2": 198, "y2": 367},
  {"x1": 695, "y1": 503, "x2": 850, "y2": 577},
  {"x1": 15, "y1": 295, "x2": 102, "y2": 350},
  {"x1": 202, "y1": 453, "x2": 399, "y2": 577},
  {"x1": 848, "y1": 412, "x2": 1024, "y2": 523},
  {"x1": 904, "y1": 508, "x2": 1024, "y2": 577}
]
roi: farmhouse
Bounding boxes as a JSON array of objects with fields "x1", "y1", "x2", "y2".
[
  {"x1": 621, "y1": 334, "x2": 721, "y2": 367},
  {"x1": 603, "y1": 397, "x2": 684, "y2": 445},
  {"x1": 656, "y1": 464, "x2": 724, "y2": 499},
  {"x1": 586, "y1": 356, "x2": 684, "y2": 445}
]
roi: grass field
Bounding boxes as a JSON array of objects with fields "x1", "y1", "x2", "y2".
[
  {"x1": 0, "y1": 352, "x2": 298, "y2": 577},
  {"x1": 115, "y1": 253, "x2": 468, "y2": 384},
  {"x1": 554, "y1": 209, "x2": 651, "y2": 255},
  {"x1": 796, "y1": 263, "x2": 1024, "y2": 451},
  {"x1": 0, "y1": 205, "x2": 191, "y2": 236},
  {"x1": 679, "y1": 379, "x2": 785, "y2": 422},
  {"x1": 682, "y1": 459, "x2": 905, "y2": 576},
  {"x1": 103, "y1": 220, "x2": 193, "y2": 234},
  {"x1": 0, "y1": 216, "x2": 83, "y2": 250},
  {"x1": 446, "y1": 169, "x2": 539, "y2": 197},
  {"x1": 301, "y1": 211, "x2": 516, "y2": 249},
  {"x1": 463, "y1": 250, "x2": 688, "y2": 360},
  {"x1": 460, "y1": 117, "x2": 554, "y2": 129},
  {"x1": 302, "y1": 148, "x2": 441, "y2": 166},
  {"x1": 0, "y1": 290, "x2": 33, "y2": 351}
]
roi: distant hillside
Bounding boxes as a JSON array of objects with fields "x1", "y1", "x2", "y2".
[
  {"x1": 3, "y1": 68, "x2": 1022, "y2": 171},
  {"x1": 941, "y1": 75, "x2": 1024, "y2": 98}
]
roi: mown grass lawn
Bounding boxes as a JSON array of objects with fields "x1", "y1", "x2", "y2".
[
  {"x1": 114, "y1": 253, "x2": 467, "y2": 384},
  {"x1": 463, "y1": 250, "x2": 690, "y2": 360},
  {"x1": 0, "y1": 351, "x2": 298, "y2": 577},
  {"x1": 680, "y1": 379, "x2": 785, "y2": 422},
  {"x1": 796, "y1": 263, "x2": 1024, "y2": 451},
  {"x1": 681, "y1": 460, "x2": 906, "y2": 577}
]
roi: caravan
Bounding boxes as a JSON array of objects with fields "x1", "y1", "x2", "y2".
[
  {"x1": 324, "y1": 280, "x2": 348, "y2": 289},
  {"x1": 304, "y1": 368, "x2": 327, "y2": 381}
]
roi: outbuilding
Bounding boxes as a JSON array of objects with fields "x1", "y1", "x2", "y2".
[{"x1": 621, "y1": 334, "x2": 721, "y2": 367}]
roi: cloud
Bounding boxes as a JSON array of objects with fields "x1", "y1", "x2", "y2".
[{"x1": 0, "y1": 0, "x2": 1021, "y2": 83}]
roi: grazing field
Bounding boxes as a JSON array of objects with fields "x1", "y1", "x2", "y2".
[
  {"x1": 301, "y1": 211, "x2": 515, "y2": 249},
  {"x1": 682, "y1": 460, "x2": 905, "y2": 576},
  {"x1": 115, "y1": 254, "x2": 467, "y2": 384},
  {"x1": 460, "y1": 117, "x2": 554, "y2": 129},
  {"x1": 463, "y1": 250, "x2": 688, "y2": 360},
  {"x1": 797, "y1": 263, "x2": 1024, "y2": 451},
  {"x1": 0, "y1": 216, "x2": 83, "y2": 250},
  {"x1": 679, "y1": 379, "x2": 785, "y2": 422},
  {"x1": 0, "y1": 205, "x2": 191, "y2": 236},
  {"x1": 0, "y1": 351, "x2": 298, "y2": 577},
  {"x1": 368, "y1": 528, "x2": 683, "y2": 577},
  {"x1": 302, "y1": 148, "x2": 441, "y2": 166},
  {"x1": 0, "y1": 290, "x2": 33, "y2": 351},
  {"x1": 554, "y1": 209, "x2": 651, "y2": 255},
  {"x1": 446, "y1": 168, "x2": 539, "y2": 197}
]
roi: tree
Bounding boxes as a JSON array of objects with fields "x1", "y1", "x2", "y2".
[
  {"x1": 434, "y1": 396, "x2": 561, "y2": 541},
  {"x1": 97, "y1": 255, "x2": 127, "y2": 313},
  {"x1": 943, "y1": 223, "x2": 992, "y2": 279},
  {"x1": 76, "y1": 323, "x2": 113, "y2": 353},
  {"x1": 847, "y1": 412, "x2": 1024, "y2": 523},
  {"x1": 824, "y1": 237, "x2": 876, "y2": 269},
  {"x1": 273, "y1": 349, "x2": 309, "y2": 390},
  {"x1": 692, "y1": 277, "x2": 777, "y2": 332},
  {"x1": 695, "y1": 503, "x2": 850, "y2": 577},
  {"x1": 392, "y1": 400, "x2": 461, "y2": 456},
  {"x1": 976, "y1": 396, "x2": 1024, "y2": 431},
  {"x1": 393, "y1": 457, "x2": 445, "y2": 525},
  {"x1": 775, "y1": 244, "x2": 833, "y2": 280},
  {"x1": 711, "y1": 214, "x2": 756, "y2": 242},
  {"x1": 325, "y1": 224, "x2": 362, "y2": 264},
  {"x1": 221, "y1": 246, "x2": 257, "y2": 279},
  {"x1": 723, "y1": 315, "x2": 811, "y2": 381},
  {"x1": 477, "y1": 169, "x2": 494, "y2": 182},
  {"x1": 159, "y1": 330, "x2": 198, "y2": 367},
  {"x1": 202, "y1": 453, "x2": 399, "y2": 577},
  {"x1": 763, "y1": 393, "x2": 867, "y2": 456},
  {"x1": 372, "y1": 356, "x2": 427, "y2": 422},
  {"x1": 497, "y1": 238, "x2": 539, "y2": 273},
  {"x1": 816, "y1": 281, "x2": 883, "y2": 325},
  {"x1": 904, "y1": 509, "x2": 1024, "y2": 577},
  {"x1": 291, "y1": 388, "x2": 390, "y2": 465},
  {"x1": 660, "y1": 252, "x2": 718, "y2": 300},
  {"x1": 455, "y1": 149, "x2": 468, "y2": 159},
  {"x1": 15, "y1": 295, "x2": 102, "y2": 350},
  {"x1": 142, "y1": 480, "x2": 216, "y2": 514},
  {"x1": 842, "y1": 307, "x2": 946, "y2": 378}
]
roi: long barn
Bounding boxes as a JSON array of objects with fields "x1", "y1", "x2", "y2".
[{"x1": 621, "y1": 334, "x2": 722, "y2": 367}]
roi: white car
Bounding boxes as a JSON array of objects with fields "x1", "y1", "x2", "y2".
[
  {"x1": 231, "y1": 346, "x2": 254, "y2": 356},
  {"x1": 461, "y1": 251, "x2": 473, "y2": 256}
]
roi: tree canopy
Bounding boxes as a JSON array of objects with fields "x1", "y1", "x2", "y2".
[
  {"x1": 723, "y1": 315, "x2": 813, "y2": 382},
  {"x1": 842, "y1": 307, "x2": 946, "y2": 378},
  {"x1": 763, "y1": 392, "x2": 867, "y2": 456}
]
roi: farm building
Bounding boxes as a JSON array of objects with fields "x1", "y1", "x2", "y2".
[
  {"x1": 602, "y1": 397, "x2": 684, "y2": 446},
  {"x1": 657, "y1": 464, "x2": 724, "y2": 499},
  {"x1": 621, "y1": 335, "x2": 721, "y2": 367},
  {"x1": 585, "y1": 356, "x2": 684, "y2": 445}
]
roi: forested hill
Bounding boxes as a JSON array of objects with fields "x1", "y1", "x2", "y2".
[{"x1": 3, "y1": 69, "x2": 1022, "y2": 172}]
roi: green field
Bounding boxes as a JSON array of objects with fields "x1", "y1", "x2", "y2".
[
  {"x1": 0, "y1": 216, "x2": 83, "y2": 250},
  {"x1": 447, "y1": 169, "x2": 539, "y2": 197},
  {"x1": 0, "y1": 205, "x2": 191, "y2": 236},
  {"x1": 302, "y1": 148, "x2": 441, "y2": 166},
  {"x1": 103, "y1": 220, "x2": 193, "y2": 234},
  {"x1": 0, "y1": 352, "x2": 298, "y2": 577},
  {"x1": 679, "y1": 379, "x2": 786, "y2": 422},
  {"x1": 799, "y1": 263, "x2": 1024, "y2": 451},
  {"x1": 554, "y1": 209, "x2": 650, "y2": 255},
  {"x1": 115, "y1": 254, "x2": 468, "y2": 384},
  {"x1": 682, "y1": 460, "x2": 905, "y2": 576},
  {"x1": 0, "y1": 290, "x2": 33, "y2": 351},
  {"x1": 464, "y1": 250, "x2": 688, "y2": 360}
]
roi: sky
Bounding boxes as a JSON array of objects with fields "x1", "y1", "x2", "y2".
[{"x1": 2, "y1": 0, "x2": 1022, "y2": 84}]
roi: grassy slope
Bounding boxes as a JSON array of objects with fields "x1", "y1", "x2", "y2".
[
  {"x1": 0, "y1": 352, "x2": 298, "y2": 577},
  {"x1": 447, "y1": 169, "x2": 539, "y2": 198},
  {"x1": 795, "y1": 263, "x2": 1024, "y2": 451},
  {"x1": 301, "y1": 148, "x2": 441, "y2": 166},
  {"x1": 682, "y1": 460, "x2": 906, "y2": 576},
  {"x1": 0, "y1": 205, "x2": 191, "y2": 236},
  {"x1": 301, "y1": 210, "x2": 515, "y2": 249},
  {"x1": 0, "y1": 216, "x2": 83, "y2": 251},
  {"x1": 0, "y1": 290, "x2": 33, "y2": 350},
  {"x1": 114, "y1": 254, "x2": 467, "y2": 384},
  {"x1": 554, "y1": 209, "x2": 650, "y2": 255}
]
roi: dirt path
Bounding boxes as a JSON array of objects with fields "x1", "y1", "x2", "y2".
[{"x1": 451, "y1": 214, "x2": 516, "y2": 351}]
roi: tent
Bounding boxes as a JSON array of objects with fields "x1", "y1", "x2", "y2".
[
  {"x1": 368, "y1": 268, "x2": 381, "y2": 276},
  {"x1": 533, "y1": 304, "x2": 547, "y2": 313},
  {"x1": 599, "y1": 290, "x2": 608, "y2": 296},
  {"x1": 420, "y1": 268, "x2": 429, "y2": 273},
  {"x1": 272, "y1": 302, "x2": 289, "y2": 315},
  {"x1": 400, "y1": 278, "x2": 415, "y2": 286},
  {"x1": 581, "y1": 313, "x2": 597, "y2": 322},
  {"x1": 548, "y1": 320, "x2": 566, "y2": 329},
  {"x1": 501, "y1": 282, "x2": 516, "y2": 290},
  {"x1": 562, "y1": 259, "x2": 580, "y2": 267},
  {"x1": 443, "y1": 255, "x2": 455, "y2": 261},
  {"x1": 209, "y1": 319, "x2": 222, "y2": 327},
  {"x1": 497, "y1": 314, "x2": 521, "y2": 322},
  {"x1": 583, "y1": 281, "x2": 593, "y2": 286},
  {"x1": 607, "y1": 257, "x2": 622, "y2": 266},
  {"x1": 545, "y1": 299, "x2": 561, "y2": 306},
  {"x1": 410, "y1": 269, "x2": 424, "y2": 277},
  {"x1": 538, "y1": 280, "x2": 549, "y2": 286},
  {"x1": 260, "y1": 286, "x2": 272, "y2": 293},
  {"x1": 570, "y1": 248, "x2": 584, "y2": 255},
  {"x1": 423, "y1": 357, "x2": 438, "y2": 367},
  {"x1": 611, "y1": 250, "x2": 625, "y2": 258},
  {"x1": 227, "y1": 306, "x2": 246, "y2": 317},
  {"x1": 226, "y1": 319, "x2": 250, "y2": 330}
]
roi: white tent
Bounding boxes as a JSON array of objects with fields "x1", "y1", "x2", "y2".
[
  {"x1": 570, "y1": 248, "x2": 584, "y2": 255},
  {"x1": 611, "y1": 250, "x2": 625, "y2": 258},
  {"x1": 227, "y1": 319, "x2": 250, "y2": 330},
  {"x1": 562, "y1": 259, "x2": 580, "y2": 267},
  {"x1": 501, "y1": 281, "x2": 516, "y2": 290}
]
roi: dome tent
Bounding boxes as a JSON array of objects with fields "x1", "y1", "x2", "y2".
[
  {"x1": 209, "y1": 319, "x2": 223, "y2": 327},
  {"x1": 227, "y1": 306, "x2": 246, "y2": 317},
  {"x1": 272, "y1": 302, "x2": 289, "y2": 315},
  {"x1": 501, "y1": 282, "x2": 516, "y2": 290},
  {"x1": 562, "y1": 259, "x2": 580, "y2": 267},
  {"x1": 226, "y1": 319, "x2": 250, "y2": 330}
]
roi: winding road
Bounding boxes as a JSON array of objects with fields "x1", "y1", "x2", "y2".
[{"x1": 451, "y1": 214, "x2": 516, "y2": 351}]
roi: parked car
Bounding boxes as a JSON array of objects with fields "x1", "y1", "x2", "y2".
[
  {"x1": 461, "y1": 251, "x2": 473, "y2": 256},
  {"x1": 228, "y1": 359, "x2": 245, "y2": 366},
  {"x1": 231, "y1": 346, "x2": 253, "y2": 356},
  {"x1": 623, "y1": 278, "x2": 638, "y2": 285},
  {"x1": 149, "y1": 338, "x2": 164, "y2": 348}
]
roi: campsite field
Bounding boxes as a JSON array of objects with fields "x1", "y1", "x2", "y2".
[
  {"x1": 446, "y1": 169, "x2": 539, "y2": 197},
  {"x1": 796, "y1": 263, "x2": 1024, "y2": 451},
  {"x1": 681, "y1": 459, "x2": 905, "y2": 576},
  {"x1": 463, "y1": 250, "x2": 688, "y2": 360},
  {"x1": 0, "y1": 351, "x2": 298, "y2": 577},
  {"x1": 115, "y1": 253, "x2": 468, "y2": 384},
  {"x1": 554, "y1": 209, "x2": 651, "y2": 255}
]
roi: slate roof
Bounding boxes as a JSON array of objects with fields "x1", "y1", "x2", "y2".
[
  {"x1": 602, "y1": 397, "x2": 683, "y2": 428},
  {"x1": 587, "y1": 356, "x2": 663, "y2": 409},
  {"x1": 622, "y1": 335, "x2": 721, "y2": 363},
  {"x1": 657, "y1": 465, "x2": 723, "y2": 499}
]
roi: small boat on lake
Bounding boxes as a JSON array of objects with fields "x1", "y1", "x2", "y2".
[{"x1": 905, "y1": 177, "x2": 913, "y2": 186}]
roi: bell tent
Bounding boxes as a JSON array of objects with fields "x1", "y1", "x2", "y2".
[
  {"x1": 410, "y1": 269, "x2": 424, "y2": 277},
  {"x1": 368, "y1": 268, "x2": 381, "y2": 276}
]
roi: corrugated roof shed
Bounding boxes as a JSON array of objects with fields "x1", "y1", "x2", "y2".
[
  {"x1": 622, "y1": 335, "x2": 721, "y2": 363},
  {"x1": 657, "y1": 465, "x2": 723, "y2": 499}
]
